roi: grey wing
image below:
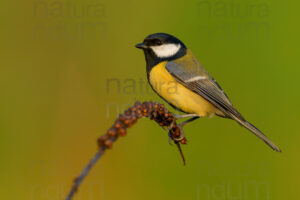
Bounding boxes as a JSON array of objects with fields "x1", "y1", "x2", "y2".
[
  {"x1": 165, "y1": 61, "x2": 244, "y2": 120},
  {"x1": 166, "y1": 61, "x2": 281, "y2": 152}
]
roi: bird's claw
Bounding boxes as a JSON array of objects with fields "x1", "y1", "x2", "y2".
[
  {"x1": 168, "y1": 131, "x2": 173, "y2": 145},
  {"x1": 167, "y1": 124, "x2": 186, "y2": 144},
  {"x1": 173, "y1": 126, "x2": 186, "y2": 142}
]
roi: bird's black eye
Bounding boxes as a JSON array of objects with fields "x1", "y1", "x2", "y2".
[{"x1": 154, "y1": 39, "x2": 162, "y2": 45}]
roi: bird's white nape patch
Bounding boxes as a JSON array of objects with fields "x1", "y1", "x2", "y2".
[{"x1": 150, "y1": 43, "x2": 181, "y2": 58}]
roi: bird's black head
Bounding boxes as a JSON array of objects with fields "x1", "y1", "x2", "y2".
[{"x1": 136, "y1": 33, "x2": 187, "y2": 68}]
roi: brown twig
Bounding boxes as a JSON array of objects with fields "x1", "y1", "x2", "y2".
[{"x1": 65, "y1": 101, "x2": 187, "y2": 200}]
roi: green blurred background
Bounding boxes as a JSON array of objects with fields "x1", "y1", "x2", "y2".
[{"x1": 1, "y1": 0, "x2": 299, "y2": 199}]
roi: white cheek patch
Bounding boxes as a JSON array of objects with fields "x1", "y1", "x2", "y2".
[{"x1": 151, "y1": 44, "x2": 181, "y2": 58}]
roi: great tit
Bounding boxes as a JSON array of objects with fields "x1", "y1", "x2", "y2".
[{"x1": 136, "y1": 33, "x2": 281, "y2": 152}]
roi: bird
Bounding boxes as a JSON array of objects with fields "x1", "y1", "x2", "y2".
[{"x1": 135, "y1": 33, "x2": 281, "y2": 152}]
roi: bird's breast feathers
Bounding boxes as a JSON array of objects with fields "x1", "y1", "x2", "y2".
[{"x1": 149, "y1": 61, "x2": 223, "y2": 117}]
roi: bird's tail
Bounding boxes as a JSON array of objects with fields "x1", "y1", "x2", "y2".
[{"x1": 232, "y1": 116, "x2": 281, "y2": 152}]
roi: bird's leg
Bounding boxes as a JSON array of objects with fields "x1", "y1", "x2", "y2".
[
  {"x1": 179, "y1": 116, "x2": 200, "y2": 127},
  {"x1": 175, "y1": 114, "x2": 199, "y2": 119},
  {"x1": 167, "y1": 116, "x2": 200, "y2": 145}
]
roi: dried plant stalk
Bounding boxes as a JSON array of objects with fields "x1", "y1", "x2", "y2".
[{"x1": 65, "y1": 101, "x2": 187, "y2": 200}]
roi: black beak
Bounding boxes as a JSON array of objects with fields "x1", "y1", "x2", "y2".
[{"x1": 135, "y1": 43, "x2": 147, "y2": 49}]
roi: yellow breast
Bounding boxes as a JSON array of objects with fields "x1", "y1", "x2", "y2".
[{"x1": 149, "y1": 62, "x2": 222, "y2": 117}]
